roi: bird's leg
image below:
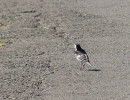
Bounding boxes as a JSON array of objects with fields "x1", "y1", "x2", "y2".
[
  {"x1": 81, "y1": 61, "x2": 83, "y2": 67},
  {"x1": 80, "y1": 61, "x2": 85, "y2": 70}
]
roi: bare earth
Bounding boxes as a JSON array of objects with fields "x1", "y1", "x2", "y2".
[{"x1": 0, "y1": 0, "x2": 130, "y2": 100}]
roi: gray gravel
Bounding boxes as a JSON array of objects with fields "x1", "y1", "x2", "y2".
[{"x1": 0, "y1": 0, "x2": 130, "y2": 100}]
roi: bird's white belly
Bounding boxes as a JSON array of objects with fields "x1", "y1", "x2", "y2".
[{"x1": 76, "y1": 55, "x2": 82, "y2": 61}]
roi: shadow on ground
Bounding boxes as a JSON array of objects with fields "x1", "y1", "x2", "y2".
[{"x1": 88, "y1": 69, "x2": 101, "y2": 72}]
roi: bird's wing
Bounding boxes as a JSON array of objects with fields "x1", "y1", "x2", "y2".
[{"x1": 75, "y1": 51, "x2": 89, "y2": 62}]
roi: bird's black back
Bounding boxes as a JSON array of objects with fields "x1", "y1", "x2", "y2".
[{"x1": 76, "y1": 44, "x2": 87, "y2": 54}]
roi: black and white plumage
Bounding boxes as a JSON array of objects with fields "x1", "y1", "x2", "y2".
[{"x1": 74, "y1": 44, "x2": 92, "y2": 68}]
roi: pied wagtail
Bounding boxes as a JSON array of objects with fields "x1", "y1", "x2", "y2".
[{"x1": 74, "y1": 44, "x2": 92, "y2": 68}]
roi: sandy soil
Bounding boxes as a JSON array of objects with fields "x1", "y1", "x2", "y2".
[{"x1": 0, "y1": 0, "x2": 130, "y2": 100}]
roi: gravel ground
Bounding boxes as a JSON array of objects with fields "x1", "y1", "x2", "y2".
[{"x1": 0, "y1": 0, "x2": 130, "y2": 100}]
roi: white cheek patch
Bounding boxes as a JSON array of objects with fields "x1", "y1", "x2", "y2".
[{"x1": 74, "y1": 44, "x2": 77, "y2": 50}]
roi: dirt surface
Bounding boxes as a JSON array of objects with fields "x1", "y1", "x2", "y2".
[{"x1": 0, "y1": 0, "x2": 130, "y2": 100}]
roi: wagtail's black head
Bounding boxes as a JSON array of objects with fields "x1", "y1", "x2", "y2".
[
  {"x1": 74, "y1": 44, "x2": 81, "y2": 50},
  {"x1": 74, "y1": 44, "x2": 86, "y2": 54}
]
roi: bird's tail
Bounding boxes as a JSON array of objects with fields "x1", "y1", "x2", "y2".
[{"x1": 86, "y1": 62, "x2": 93, "y2": 67}]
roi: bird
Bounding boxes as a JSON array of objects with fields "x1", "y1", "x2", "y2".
[{"x1": 74, "y1": 44, "x2": 92, "y2": 69}]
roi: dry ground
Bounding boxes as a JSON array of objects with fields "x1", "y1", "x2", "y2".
[{"x1": 0, "y1": 0, "x2": 130, "y2": 100}]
